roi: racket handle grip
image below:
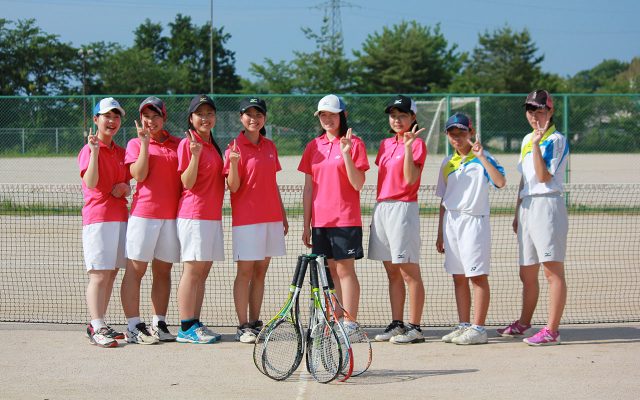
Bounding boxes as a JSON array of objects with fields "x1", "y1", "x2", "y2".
[
  {"x1": 291, "y1": 255, "x2": 304, "y2": 286},
  {"x1": 324, "y1": 265, "x2": 335, "y2": 290},
  {"x1": 309, "y1": 258, "x2": 319, "y2": 289},
  {"x1": 296, "y1": 255, "x2": 310, "y2": 288}
]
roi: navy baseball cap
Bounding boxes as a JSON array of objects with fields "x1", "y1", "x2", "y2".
[
  {"x1": 445, "y1": 112, "x2": 473, "y2": 132},
  {"x1": 524, "y1": 89, "x2": 554, "y2": 110},
  {"x1": 188, "y1": 94, "x2": 216, "y2": 114},
  {"x1": 239, "y1": 97, "x2": 267, "y2": 114}
]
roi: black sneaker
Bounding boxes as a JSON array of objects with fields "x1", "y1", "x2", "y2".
[
  {"x1": 104, "y1": 325, "x2": 125, "y2": 340},
  {"x1": 152, "y1": 321, "x2": 177, "y2": 342},
  {"x1": 374, "y1": 320, "x2": 406, "y2": 342}
]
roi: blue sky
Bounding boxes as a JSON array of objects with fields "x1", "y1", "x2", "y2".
[{"x1": 3, "y1": 0, "x2": 639, "y2": 80}]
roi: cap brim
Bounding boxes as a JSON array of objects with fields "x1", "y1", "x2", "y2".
[
  {"x1": 446, "y1": 123, "x2": 470, "y2": 131},
  {"x1": 241, "y1": 105, "x2": 266, "y2": 114},
  {"x1": 314, "y1": 107, "x2": 342, "y2": 116},
  {"x1": 98, "y1": 106, "x2": 126, "y2": 117}
]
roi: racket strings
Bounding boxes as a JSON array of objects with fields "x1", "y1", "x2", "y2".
[
  {"x1": 308, "y1": 321, "x2": 342, "y2": 383},
  {"x1": 262, "y1": 320, "x2": 303, "y2": 381}
]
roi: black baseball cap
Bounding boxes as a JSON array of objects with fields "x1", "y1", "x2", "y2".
[
  {"x1": 188, "y1": 94, "x2": 216, "y2": 114},
  {"x1": 139, "y1": 96, "x2": 166, "y2": 118},
  {"x1": 384, "y1": 95, "x2": 417, "y2": 114},
  {"x1": 524, "y1": 89, "x2": 554, "y2": 110},
  {"x1": 239, "y1": 97, "x2": 267, "y2": 114},
  {"x1": 445, "y1": 112, "x2": 473, "y2": 132}
]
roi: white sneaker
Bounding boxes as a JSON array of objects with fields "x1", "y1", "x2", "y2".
[
  {"x1": 390, "y1": 325, "x2": 425, "y2": 344},
  {"x1": 374, "y1": 320, "x2": 406, "y2": 342},
  {"x1": 452, "y1": 327, "x2": 488, "y2": 345},
  {"x1": 152, "y1": 321, "x2": 176, "y2": 342},
  {"x1": 126, "y1": 323, "x2": 159, "y2": 345},
  {"x1": 442, "y1": 325, "x2": 469, "y2": 343},
  {"x1": 199, "y1": 323, "x2": 222, "y2": 342},
  {"x1": 235, "y1": 323, "x2": 257, "y2": 344}
]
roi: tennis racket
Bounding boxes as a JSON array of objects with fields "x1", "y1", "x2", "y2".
[
  {"x1": 316, "y1": 255, "x2": 353, "y2": 381},
  {"x1": 324, "y1": 264, "x2": 373, "y2": 376},
  {"x1": 254, "y1": 255, "x2": 308, "y2": 380},
  {"x1": 306, "y1": 256, "x2": 343, "y2": 383}
]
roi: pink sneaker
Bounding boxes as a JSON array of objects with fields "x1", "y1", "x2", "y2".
[
  {"x1": 497, "y1": 320, "x2": 531, "y2": 337},
  {"x1": 523, "y1": 327, "x2": 561, "y2": 346}
]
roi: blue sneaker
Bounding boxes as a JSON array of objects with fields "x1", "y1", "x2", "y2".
[{"x1": 177, "y1": 323, "x2": 219, "y2": 344}]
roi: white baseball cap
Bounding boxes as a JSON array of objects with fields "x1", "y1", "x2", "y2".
[
  {"x1": 314, "y1": 94, "x2": 345, "y2": 116},
  {"x1": 93, "y1": 97, "x2": 126, "y2": 116}
]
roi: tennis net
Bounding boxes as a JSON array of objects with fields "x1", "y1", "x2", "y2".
[{"x1": 1, "y1": 183, "x2": 639, "y2": 327}]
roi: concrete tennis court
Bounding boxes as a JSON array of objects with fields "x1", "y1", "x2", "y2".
[
  {"x1": 0, "y1": 154, "x2": 638, "y2": 399},
  {"x1": 0, "y1": 322, "x2": 638, "y2": 399}
]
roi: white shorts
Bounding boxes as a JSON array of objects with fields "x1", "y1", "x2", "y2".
[
  {"x1": 82, "y1": 221, "x2": 127, "y2": 271},
  {"x1": 232, "y1": 222, "x2": 286, "y2": 261},
  {"x1": 518, "y1": 194, "x2": 568, "y2": 266},
  {"x1": 443, "y1": 210, "x2": 490, "y2": 277},
  {"x1": 368, "y1": 201, "x2": 421, "y2": 264},
  {"x1": 177, "y1": 218, "x2": 225, "y2": 262},
  {"x1": 126, "y1": 216, "x2": 180, "y2": 263}
]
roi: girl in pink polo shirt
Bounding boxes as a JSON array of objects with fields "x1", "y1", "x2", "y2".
[
  {"x1": 175, "y1": 94, "x2": 226, "y2": 344},
  {"x1": 369, "y1": 95, "x2": 427, "y2": 345},
  {"x1": 78, "y1": 97, "x2": 130, "y2": 348},
  {"x1": 120, "y1": 97, "x2": 182, "y2": 345},
  {"x1": 224, "y1": 97, "x2": 288, "y2": 343},
  {"x1": 298, "y1": 94, "x2": 370, "y2": 328}
]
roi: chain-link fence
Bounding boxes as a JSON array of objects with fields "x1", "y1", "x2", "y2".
[{"x1": 0, "y1": 94, "x2": 638, "y2": 156}]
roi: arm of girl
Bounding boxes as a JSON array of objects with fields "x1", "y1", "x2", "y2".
[
  {"x1": 181, "y1": 130, "x2": 201, "y2": 190},
  {"x1": 302, "y1": 174, "x2": 313, "y2": 248},
  {"x1": 403, "y1": 125, "x2": 425, "y2": 185},
  {"x1": 129, "y1": 120, "x2": 151, "y2": 182},
  {"x1": 340, "y1": 128, "x2": 365, "y2": 191},
  {"x1": 469, "y1": 138, "x2": 506, "y2": 188},
  {"x1": 83, "y1": 127, "x2": 100, "y2": 189},
  {"x1": 226, "y1": 139, "x2": 241, "y2": 193}
]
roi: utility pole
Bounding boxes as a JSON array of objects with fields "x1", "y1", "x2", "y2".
[
  {"x1": 78, "y1": 48, "x2": 94, "y2": 140},
  {"x1": 210, "y1": 0, "x2": 214, "y2": 94}
]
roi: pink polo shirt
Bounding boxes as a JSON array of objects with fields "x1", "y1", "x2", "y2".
[
  {"x1": 223, "y1": 132, "x2": 283, "y2": 227},
  {"x1": 298, "y1": 132, "x2": 370, "y2": 228},
  {"x1": 375, "y1": 136, "x2": 427, "y2": 202},
  {"x1": 78, "y1": 141, "x2": 130, "y2": 225},
  {"x1": 176, "y1": 133, "x2": 225, "y2": 221},
  {"x1": 125, "y1": 132, "x2": 182, "y2": 219}
]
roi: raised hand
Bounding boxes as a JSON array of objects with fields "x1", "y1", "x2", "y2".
[
  {"x1": 532, "y1": 120, "x2": 549, "y2": 145},
  {"x1": 185, "y1": 129, "x2": 202, "y2": 157},
  {"x1": 340, "y1": 128, "x2": 353, "y2": 155},
  {"x1": 404, "y1": 125, "x2": 425, "y2": 148},
  {"x1": 87, "y1": 127, "x2": 99, "y2": 155},
  {"x1": 468, "y1": 137, "x2": 484, "y2": 158},
  {"x1": 135, "y1": 119, "x2": 150, "y2": 146},
  {"x1": 228, "y1": 139, "x2": 240, "y2": 164}
]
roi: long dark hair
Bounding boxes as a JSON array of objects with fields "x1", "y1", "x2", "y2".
[{"x1": 318, "y1": 111, "x2": 349, "y2": 137}]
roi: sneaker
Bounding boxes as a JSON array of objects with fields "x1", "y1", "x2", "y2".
[
  {"x1": 126, "y1": 322, "x2": 159, "y2": 345},
  {"x1": 523, "y1": 327, "x2": 561, "y2": 346},
  {"x1": 152, "y1": 321, "x2": 177, "y2": 342},
  {"x1": 177, "y1": 323, "x2": 219, "y2": 344},
  {"x1": 374, "y1": 320, "x2": 406, "y2": 342},
  {"x1": 442, "y1": 325, "x2": 469, "y2": 343},
  {"x1": 87, "y1": 325, "x2": 118, "y2": 348},
  {"x1": 251, "y1": 320, "x2": 263, "y2": 335},
  {"x1": 390, "y1": 325, "x2": 425, "y2": 344},
  {"x1": 452, "y1": 327, "x2": 488, "y2": 345},
  {"x1": 497, "y1": 320, "x2": 531, "y2": 337},
  {"x1": 103, "y1": 325, "x2": 125, "y2": 340},
  {"x1": 199, "y1": 323, "x2": 222, "y2": 342},
  {"x1": 235, "y1": 323, "x2": 257, "y2": 344},
  {"x1": 342, "y1": 320, "x2": 360, "y2": 337}
]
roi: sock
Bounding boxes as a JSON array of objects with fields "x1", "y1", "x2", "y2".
[
  {"x1": 127, "y1": 317, "x2": 141, "y2": 331},
  {"x1": 153, "y1": 315, "x2": 165, "y2": 327},
  {"x1": 459, "y1": 322, "x2": 471, "y2": 328},
  {"x1": 471, "y1": 324, "x2": 485, "y2": 332},
  {"x1": 90, "y1": 319, "x2": 106, "y2": 331},
  {"x1": 408, "y1": 323, "x2": 422, "y2": 331},
  {"x1": 181, "y1": 319, "x2": 197, "y2": 332}
]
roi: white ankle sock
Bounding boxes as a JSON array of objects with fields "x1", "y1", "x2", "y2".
[
  {"x1": 153, "y1": 315, "x2": 165, "y2": 327},
  {"x1": 127, "y1": 317, "x2": 141, "y2": 331}
]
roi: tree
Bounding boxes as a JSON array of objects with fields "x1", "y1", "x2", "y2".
[
  {"x1": 353, "y1": 21, "x2": 462, "y2": 93},
  {"x1": 133, "y1": 19, "x2": 169, "y2": 62},
  {"x1": 0, "y1": 18, "x2": 76, "y2": 95},
  {"x1": 100, "y1": 48, "x2": 177, "y2": 94},
  {"x1": 568, "y1": 59, "x2": 629, "y2": 93},
  {"x1": 450, "y1": 26, "x2": 550, "y2": 93}
]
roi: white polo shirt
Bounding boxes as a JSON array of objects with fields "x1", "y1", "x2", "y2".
[
  {"x1": 517, "y1": 126, "x2": 569, "y2": 198},
  {"x1": 436, "y1": 150, "x2": 504, "y2": 216}
]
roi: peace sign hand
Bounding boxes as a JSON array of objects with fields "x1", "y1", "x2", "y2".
[
  {"x1": 87, "y1": 127, "x2": 99, "y2": 155},
  {"x1": 185, "y1": 129, "x2": 202, "y2": 157},
  {"x1": 404, "y1": 125, "x2": 425, "y2": 148},
  {"x1": 468, "y1": 137, "x2": 484, "y2": 158},
  {"x1": 228, "y1": 139, "x2": 240, "y2": 164},
  {"x1": 135, "y1": 119, "x2": 150, "y2": 146},
  {"x1": 533, "y1": 120, "x2": 549, "y2": 145},
  {"x1": 340, "y1": 128, "x2": 353, "y2": 155}
]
